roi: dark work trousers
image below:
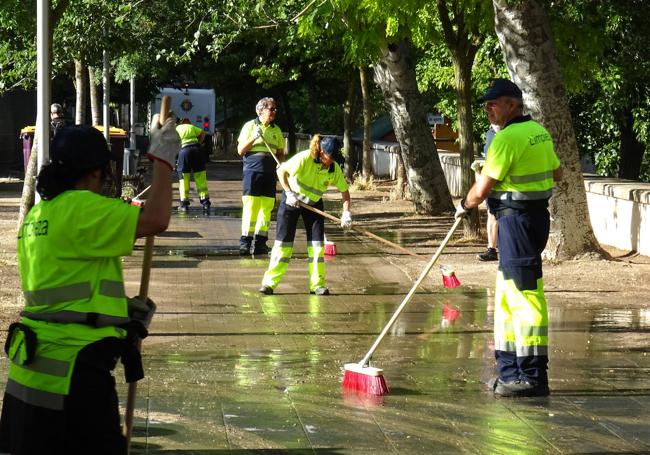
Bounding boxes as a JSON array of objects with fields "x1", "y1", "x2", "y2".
[
  {"x1": 177, "y1": 143, "x2": 205, "y2": 175},
  {"x1": 494, "y1": 208, "x2": 551, "y2": 385},
  {"x1": 0, "y1": 338, "x2": 128, "y2": 455}
]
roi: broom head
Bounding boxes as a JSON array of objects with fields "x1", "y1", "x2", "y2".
[
  {"x1": 342, "y1": 363, "x2": 389, "y2": 396},
  {"x1": 440, "y1": 265, "x2": 461, "y2": 289},
  {"x1": 324, "y1": 241, "x2": 337, "y2": 256}
]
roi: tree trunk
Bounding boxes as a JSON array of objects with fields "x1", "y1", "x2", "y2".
[
  {"x1": 437, "y1": 0, "x2": 482, "y2": 236},
  {"x1": 88, "y1": 66, "x2": 101, "y2": 126},
  {"x1": 395, "y1": 148, "x2": 407, "y2": 200},
  {"x1": 308, "y1": 80, "x2": 320, "y2": 133},
  {"x1": 617, "y1": 106, "x2": 645, "y2": 180},
  {"x1": 279, "y1": 89, "x2": 296, "y2": 156},
  {"x1": 493, "y1": 0, "x2": 601, "y2": 259},
  {"x1": 18, "y1": 132, "x2": 39, "y2": 227},
  {"x1": 343, "y1": 76, "x2": 358, "y2": 181},
  {"x1": 452, "y1": 54, "x2": 481, "y2": 237},
  {"x1": 373, "y1": 39, "x2": 453, "y2": 215},
  {"x1": 74, "y1": 59, "x2": 86, "y2": 125},
  {"x1": 359, "y1": 66, "x2": 373, "y2": 179}
]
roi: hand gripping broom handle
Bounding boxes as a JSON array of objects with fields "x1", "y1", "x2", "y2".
[
  {"x1": 357, "y1": 217, "x2": 463, "y2": 367},
  {"x1": 259, "y1": 137, "x2": 421, "y2": 258},
  {"x1": 124, "y1": 95, "x2": 171, "y2": 451}
]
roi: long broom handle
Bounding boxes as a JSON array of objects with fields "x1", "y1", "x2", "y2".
[
  {"x1": 357, "y1": 216, "x2": 463, "y2": 367},
  {"x1": 123, "y1": 95, "x2": 171, "y2": 452},
  {"x1": 259, "y1": 136, "x2": 421, "y2": 258}
]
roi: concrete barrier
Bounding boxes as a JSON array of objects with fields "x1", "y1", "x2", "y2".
[{"x1": 583, "y1": 176, "x2": 650, "y2": 256}]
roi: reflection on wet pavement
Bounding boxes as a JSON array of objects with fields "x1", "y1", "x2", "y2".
[
  {"x1": 12, "y1": 167, "x2": 650, "y2": 453},
  {"x1": 111, "y1": 192, "x2": 650, "y2": 454}
]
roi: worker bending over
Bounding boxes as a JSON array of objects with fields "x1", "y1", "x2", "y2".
[
  {"x1": 259, "y1": 135, "x2": 351, "y2": 296},
  {"x1": 176, "y1": 118, "x2": 210, "y2": 212},
  {"x1": 0, "y1": 117, "x2": 180, "y2": 454},
  {"x1": 456, "y1": 78, "x2": 561, "y2": 398}
]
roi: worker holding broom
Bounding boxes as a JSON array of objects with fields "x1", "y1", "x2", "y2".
[
  {"x1": 237, "y1": 97, "x2": 285, "y2": 256},
  {"x1": 259, "y1": 134, "x2": 351, "y2": 296},
  {"x1": 0, "y1": 117, "x2": 179, "y2": 453},
  {"x1": 455, "y1": 78, "x2": 561, "y2": 398}
]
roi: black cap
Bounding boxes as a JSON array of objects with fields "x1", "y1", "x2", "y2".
[
  {"x1": 320, "y1": 136, "x2": 341, "y2": 156},
  {"x1": 479, "y1": 78, "x2": 522, "y2": 102},
  {"x1": 51, "y1": 126, "x2": 114, "y2": 174}
]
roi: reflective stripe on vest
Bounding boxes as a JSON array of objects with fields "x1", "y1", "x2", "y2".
[
  {"x1": 24, "y1": 279, "x2": 125, "y2": 306},
  {"x1": 20, "y1": 310, "x2": 130, "y2": 328},
  {"x1": 6, "y1": 378, "x2": 64, "y2": 410},
  {"x1": 10, "y1": 349, "x2": 70, "y2": 377},
  {"x1": 296, "y1": 178, "x2": 324, "y2": 199}
]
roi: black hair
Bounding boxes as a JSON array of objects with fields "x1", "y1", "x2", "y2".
[{"x1": 36, "y1": 162, "x2": 108, "y2": 200}]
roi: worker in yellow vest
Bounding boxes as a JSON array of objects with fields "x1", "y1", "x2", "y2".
[
  {"x1": 176, "y1": 118, "x2": 210, "y2": 212},
  {"x1": 237, "y1": 97, "x2": 285, "y2": 255},
  {"x1": 456, "y1": 78, "x2": 561, "y2": 398},
  {"x1": 259, "y1": 135, "x2": 351, "y2": 295},
  {"x1": 0, "y1": 118, "x2": 179, "y2": 453}
]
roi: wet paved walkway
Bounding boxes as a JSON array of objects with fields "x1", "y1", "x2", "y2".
[
  {"x1": 110, "y1": 165, "x2": 650, "y2": 454},
  {"x1": 102, "y1": 163, "x2": 650, "y2": 453}
]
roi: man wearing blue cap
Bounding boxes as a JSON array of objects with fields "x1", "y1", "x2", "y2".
[
  {"x1": 259, "y1": 134, "x2": 351, "y2": 296},
  {"x1": 455, "y1": 78, "x2": 562, "y2": 397}
]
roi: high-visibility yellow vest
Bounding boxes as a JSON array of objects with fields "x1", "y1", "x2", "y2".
[
  {"x1": 282, "y1": 150, "x2": 348, "y2": 205},
  {"x1": 483, "y1": 117, "x2": 560, "y2": 205},
  {"x1": 7, "y1": 190, "x2": 139, "y2": 409},
  {"x1": 176, "y1": 123, "x2": 203, "y2": 146}
]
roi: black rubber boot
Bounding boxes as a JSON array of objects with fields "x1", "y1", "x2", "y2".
[
  {"x1": 252, "y1": 235, "x2": 269, "y2": 255},
  {"x1": 239, "y1": 236, "x2": 253, "y2": 256},
  {"x1": 200, "y1": 198, "x2": 211, "y2": 213},
  {"x1": 178, "y1": 199, "x2": 190, "y2": 212}
]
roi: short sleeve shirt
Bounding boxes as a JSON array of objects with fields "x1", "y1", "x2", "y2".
[
  {"x1": 283, "y1": 150, "x2": 348, "y2": 204},
  {"x1": 238, "y1": 119, "x2": 285, "y2": 173}
]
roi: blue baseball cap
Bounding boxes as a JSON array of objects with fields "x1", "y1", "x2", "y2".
[
  {"x1": 320, "y1": 136, "x2": 341, "y2": 156},
  {"x1": 479, "y1": 78, "x2": 522, "y2": 102}
]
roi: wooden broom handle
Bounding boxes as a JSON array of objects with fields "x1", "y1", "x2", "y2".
[
  {"x1": 124, "y1": 95, "x2": 171, "y2": 452},
  {"x1": 259, "y1": 136, "x2": 421, "y2": 258},
  {"x1": 358, "y1": 217, "x2": 463, "y2": 367}
]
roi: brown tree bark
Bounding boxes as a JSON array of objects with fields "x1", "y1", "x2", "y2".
[
  {"x1": 359, "y1": 66, "x2": 373, "y2": 179},
  {"x1": 617, "y1": 106, "x2": 645, "y2": 180},
  {"x1": 493, "y1": 0, "x2": 601, "y2": 259},
  {"x1": 88, "y1": 66, "x2": 101, "y2": 126},
  {"x1": 437, "y1": 0, "x2": 483, "y2": 237},
  {"x1": 74, "y1": 59, "x2": 86, "y2": 125},
  {"x1": 343, "y1": 76, "x2": 358, "y2": 181},
  {"x1": 373, "y1": 39, "x2": 453, "y2": 215}
]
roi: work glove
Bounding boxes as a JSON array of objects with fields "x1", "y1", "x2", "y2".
[
  {"x1": 454, "y1": 199, "x2": 469, "y2": 220},
  {"x1": 127, "y1": 296, "x2": 157, "y2": 329},
  {"x1": 251, "y1": 125, "x2": 263, "y2": 141},
  {"x1": 147, "y1": 114, "x2": 181, "y2": 170},
  {"x1": 471, "y1": 160, "x2": 483, "y2": 173},
  {"x1": 285, "y1": 191, "x2": 300, "y2": 208},
  {"x1": 340, "y1": 210, "x2": 352, "y2": 229}
]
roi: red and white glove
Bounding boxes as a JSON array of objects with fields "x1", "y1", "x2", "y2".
[{"x1": 147, "y1": 114, "x2": 181, "y2": 169}]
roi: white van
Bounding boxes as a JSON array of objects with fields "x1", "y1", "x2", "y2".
[{"x1": 152, "y1": 87, "x2": 216, "y2": 134}]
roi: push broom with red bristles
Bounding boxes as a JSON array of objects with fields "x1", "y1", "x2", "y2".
[
  {"x1": 440, "y1": 264, "x2": 461, "y2": 289},
  {"x1": 342, "y1": 217, "x2": 464, "y2": 395}
]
